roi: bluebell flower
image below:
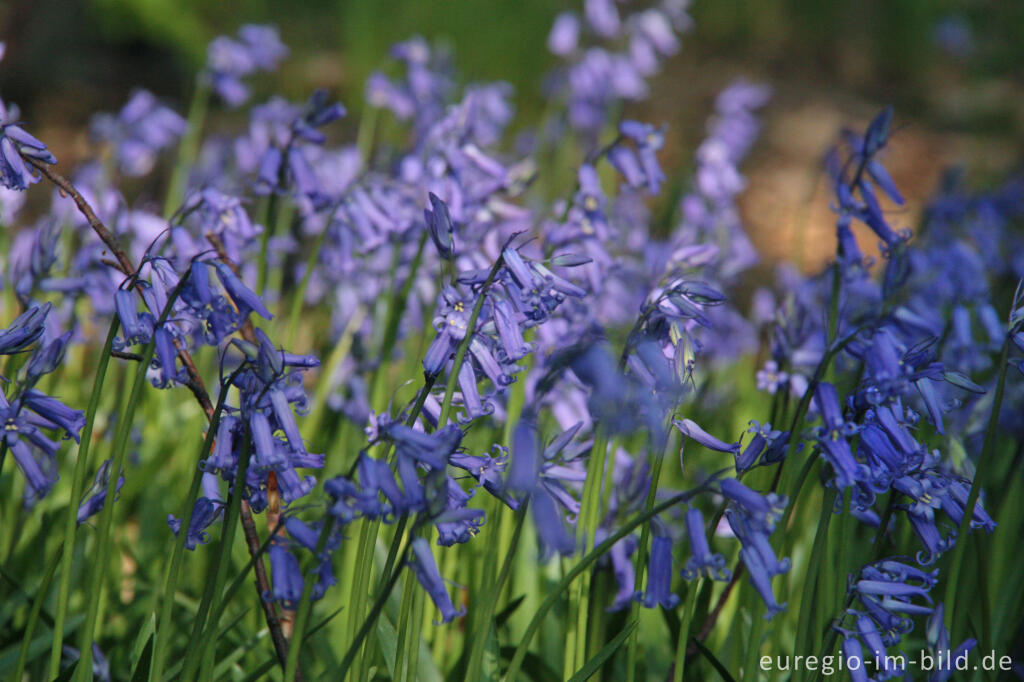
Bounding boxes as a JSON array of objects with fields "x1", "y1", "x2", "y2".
[
  {"x1": 608, "y1": 144, "x2": 646, "y2": 190},
  {"x1": 423, "y1": 287, "x2": 470, "y2": 376},
  {"x1": 385, "y1": 423, "x2": 462, "y2": 469},
  {"x1": 409, "y1": 537, "x2": 464, "y2": 624},
  {"x1": 354, "y1": 455, "x2": 400, "y2": 518},
  {"x1": 77, "y1": 459, "x2": 124, "y2": 524},
  {"x1": 168, "y1": 496, "x2": 222, "y2": 550},
  {"x1": 673, "y1": 418, "x2": 739, "y2": 455},
  {"x1": 424, "y1": 192, "x2": 455, "y2": 260},
  {"x1": 506, "y1": 418, "x2": 541, "y2": 495},
  {"x1": 735, "y1": 420, "x2": 782, "y2": 472},
  {"x1": 0, "y1": 122, "x2": 57, "y2": 190},
  {"x1": 925, "y1": 604, "x2": 977, "y2": 682},
  {"x1": 60, "y1": 643, "x2": 111, "y2": 682},
  {"x1": 90, "y1": 90, "x2": 186, "y2": 176},
  {"x1": 813, "y1": 382, "x2": 864, "y2": 490},
  {"x1": 266, "y1": 543, "x2": 304, "y2": 609},
  {"x1": 205, "y1": 24, "x2": 288, "y2": 107},
  {"x1": 828, "y1": 107, "x2": 911, "y2": 253},
  {"x1": 182, "y1": 190, "x2": 262, "y2": 264},
  {"x1": 548, "y1": 12, "x2": 580, "y2": 56},
  {"x1": 23, "y1": 331, "x2": 72, "y2": 383},
  {"x1": 618, "y1": 120, "x2": 666, "y2": 194},
  {"x1": 0, "y1": 302, "x2": 50, "y2": 353},
  {"x1": 2, "y1": 403, "x2": 59, "y2": 504},
  {"x1": 722, "y1": 480, "x2": 790, "y2": 617},
  {"x1": 294, "y1": 89, "x2": 346, "y2": 142},
  {"x1": 0, "y1": 326, "x2": 84, "y2": 507},
  {"x1": 531, "y1": 486, "x2": 576, "y2": 558},
  {"x1": 449, "y1": 446, "x2": 508, "y2": 498},
  {"x1": 500, "y1": 247, "x2": 586, "y2": 322},
  {"x1": 491, "y1": 298, "x2": 532, "y2": 363},
  {"x1": 635, "y1": 534, "x2": 680, "y2": 609},
  {"x1": 152, "y1": 326, "x2": 181, "y2": 389},
  {"x1": 435, "y1": 478, "x2": 485, "y2": 546},
  {"x1": 842, "y1": 637, "x2": 870, "y2": 682},
  {"x1": 114, "y1": 287, "x2": 154, "y2": 346},
  {"x1": 854, "y1": 613, "x2": 905, "y2": 679},
  {"x1": 720, "y1": 479, "x2": 786, "y2": 531},
  {"x1": 584, "y1": 0, "x2": 621, "y2": 37},
  {"x1": 603, "y1": 531, "x2": 637, "y2": 610},
  {"x1": 215, "y1": 262, "x2": 273, "y2": 320},
  {"x1": 681, "y1": 508, "x2": 730, "y2": 581},
  {"x1": 202, "y1": 414, "x2": 240, "y2": 477},
  {"x1": 21, "y1": 389, "x2": 86, "y2": 441},
  {"x1": 365, "y1": 37, "x2": 452, "y2": 134}
]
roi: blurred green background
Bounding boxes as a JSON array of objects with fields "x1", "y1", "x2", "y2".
[{"x1": 3, "y1": 0, "x2": 1022, "y2": 128}]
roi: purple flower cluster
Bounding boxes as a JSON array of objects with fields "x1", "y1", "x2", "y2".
[
  {"x1": 205, "y1": 24, "x2": 289, "y2": 107},
  {"x1": 0, "y1": 0, "x2": 1013, "y2": 652}
]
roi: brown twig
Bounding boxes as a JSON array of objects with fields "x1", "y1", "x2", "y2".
[
  {"x1": 28, "y1": 157, "x2": 292, "y2": 674},
  {"x1": 206, "y1": 232, "x2": 297, "y2": 639},
  {"x1": 28, "y1": 159, "x2": 135, "y2": 276},
  {"x1": 240, "y1": 498, "x2": 296, "y2": 675},
  {"x1": 27, "y1": 159, "x2": 218, "y2": 418}
]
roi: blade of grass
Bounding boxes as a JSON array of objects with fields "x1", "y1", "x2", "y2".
[
  {"x1": 567, "y1": 620, "x2": 637, "y2": 682},
  {"x1": 13, "y1": 541, "x2": 63, "y2": 680},
  {"x1": 689, "y1": 636, "x2": 738, "y2": 682},
  {"x1": 944, "y1": 328, "x2": 1013, "y2": 630},
  {"x1": 77, "y1": 277, "x2": 192, "y2": 681},
  {"x1": 502, "y1": 482, "x2": 719, "y2": 682},
  {"x1": 187, "y1": 432, "x2": 254, "y2": 680},
  {"x1": 464, "y1": 503, "x2": 528, "y2": 681},
  {"x1": 48, "y1": 318, "x2": 119, "y2": 679}
]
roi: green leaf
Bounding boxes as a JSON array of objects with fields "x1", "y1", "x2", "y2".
[
  {"x1": 501, "y1": 482, "x2": 721, "y2": 682},
  {"x1": 495, "y1": 595, "x2": 526, "y2": 629},
  {"x1": 128, "y1": 635, "x2": 154, "y2": 682},
  {"x1": 128, "y1": 614, "x2": 156, "y2": 681},
  {"x1": 376, "y1": 612, "x2": 399, "y2": 678},
  {"x1": 53, "y1": 659, "x2": 78, "y2": 682},
  {"x1": 499, "y1": 647, "x2": 560, "y2": 682},
  {"x1": 689, "y1": 637, "x2": 738, "y2": 682},
  {"x1": 567, "y1": 620, "x2": 637, "y2": 682},
  {"x1": 238, "y1": 657, "x2": 279, "y2": 682}
]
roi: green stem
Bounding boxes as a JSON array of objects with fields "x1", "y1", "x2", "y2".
[
  {"x1": 337, "y1": 533, "x2": 415, "y2": 679},
  {"x1": 283, "y1": 516, "x2": 337, "y2": 682},
  {"x1": 189, "y1": 431, "x2": 254, "y2": 680},
  {"x1": 48, "y1": 319, "x2": 119, "y2": 679},
  {"x1": 943, "y1": 328, "x2": 1014, "y2": 628},
  {"x1": 344, "y1": 517, "x2": 381, "y2": 679},
  {"x1": 14, "y1": 541, "x2": 63, "y2": 681},
  {"x1": 792, "y1": 489, "x2": 836, "y2": 682},
  {"x1": 673, "y1": 579, "x2": 702, "y2": 682},
  {"x1": 149, "y1": 368, "x2": 241, "y2": 682},
  {"x1": 437, "y1": 255, "x2": 505, "y2": 428},
  {"x1": 502, "y1": 487, "x2": 711, "y2": 682},
  {"x1": 567, "y1": 427, "x2": 608, "y2": 676},
  {"x1": 464, "y1": 503, "x2": 528, "y2": 681},
  {"x1": 76, "y1": 278, "x2": 190, "y2": 682},
  {"x1": 393, "y1": 559, "x2": 421, "y2": 680},
  {"x1": 625, "y1": 424, "x2": 676, "y2": 681}
]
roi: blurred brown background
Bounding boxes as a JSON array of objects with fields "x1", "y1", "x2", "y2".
[{"x1": 2, "y1": 0, "x2": 1022, "y2": 270}]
